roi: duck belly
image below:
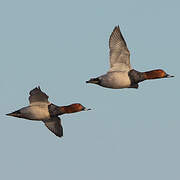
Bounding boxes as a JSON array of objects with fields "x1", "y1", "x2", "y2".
[
  {"x1": 20, "y1": 105, "x2": 50, "y2": 120},
  {"x1": 101, "y1": 72, "x2": 131, "y2": 89}
]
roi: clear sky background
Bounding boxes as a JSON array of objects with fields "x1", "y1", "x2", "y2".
[{"x1": 0, "y1": 0, "x2": 179, "y2": 179}]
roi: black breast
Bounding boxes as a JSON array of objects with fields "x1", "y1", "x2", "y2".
[
  {"x1": 128, "y1": 69, "x2": 145, "y2": 88},
  {"x1": 48, "y1": 103, "x2": 62, "y2": 117}
]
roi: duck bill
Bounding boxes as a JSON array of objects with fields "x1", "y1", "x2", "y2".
[
  {"x1": 82, "y1": 107, "x2": 92, "y2": 111},
  {"x1": 84, "y1": 108, "x2": 92, "y2": 111},
  {"x1": 165, "y1": 74, "x2": 174, "y2": 78}
]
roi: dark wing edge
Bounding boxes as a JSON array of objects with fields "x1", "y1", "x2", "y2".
[
  {"x1": 108, "y1": 26, "x2": 131, "y2": 71},
  {"x1": 109, "y1": 25, "x2": 128, "y2": 49},
  {"x1": 44, "y1": 117, "x2": 63, "y2": 138},
  {"x1": 29, "y1": 86, "x2": 49, "y2": 104}
]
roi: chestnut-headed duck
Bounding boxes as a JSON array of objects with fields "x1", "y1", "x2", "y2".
[
  {"x1": 6, "y1": 87, "x2": 91, "y2": 138},
  {"x1": 86, "y1": 26, "x2": 174, "y2": 89}
]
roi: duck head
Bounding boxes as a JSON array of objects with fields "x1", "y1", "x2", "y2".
[
  {"x1": 144, "y1": 69, "x2": 174, "y2": 80},
  {"x1": 60, "y1": 103, "x2": 91, "y2": 114}
]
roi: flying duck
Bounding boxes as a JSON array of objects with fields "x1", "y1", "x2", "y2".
[
  {"x1": 6, "y1": 87, "x2": 91, "y2": 137},
  {"x1": 86, "y1": 26, "x2": 174, "y2": 89}
]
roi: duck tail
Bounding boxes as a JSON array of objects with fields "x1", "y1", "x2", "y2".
[{"x1": 6, "y1": 110, "x2": 22, "y2": 118}]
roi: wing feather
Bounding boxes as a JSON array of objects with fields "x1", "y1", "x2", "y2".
[
  {"x1": 29, "y1": 86, "x2": 49, "y2": 104},
  {"x1": 109, "y1": 26, "x2": 131, "y2": 72},
  {"x1": 44, "y1": 117, "x2": 63, "y2": 138}
]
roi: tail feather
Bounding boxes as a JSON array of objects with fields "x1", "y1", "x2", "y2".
[{"x1": 6, "y1": 110, "x2": 22, "y2": 118}]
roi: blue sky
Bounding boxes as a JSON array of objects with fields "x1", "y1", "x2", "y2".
[{"x1": 0, "y1": 0, "x2": 179, "y2": 179}]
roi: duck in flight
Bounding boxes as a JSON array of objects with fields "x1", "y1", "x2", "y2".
[
  {"x1": 6, "y1": 87, "x2": 91, "y2": 138},
  {"x1": 86, "y1": 26, "x2": 174, "y2": 89}
]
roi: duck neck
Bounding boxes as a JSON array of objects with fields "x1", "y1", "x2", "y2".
[
  {"x1": 143, "y1": 69, "x2": 164, "y2": 80},
  {"x1": 59, "y1": 104, "x2": 79, "y2": 114},
  {"x1": 128, "y1": 69, "x2": 166, "y2": 85}
]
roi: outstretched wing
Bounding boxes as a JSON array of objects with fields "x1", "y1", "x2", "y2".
[
  {"x1": 109, "y1": 26, "x2": 131, "y2": 72},
  {"x1": 29, "y1": 86, "x2": 49, "y2": 104},
  {"x1": 44, "y1": 117, "x2": 63, "y2": 138}
]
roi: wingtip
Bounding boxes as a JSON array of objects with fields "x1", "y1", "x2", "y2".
[
  {"x1": 111, "y1": 25, "x2": 121, "y2": 36},
  {"x1": 114, "y1": 25, "x2": 120, "y2": 30}
]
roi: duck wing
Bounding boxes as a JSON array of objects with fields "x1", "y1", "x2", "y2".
[
  {"x1": 29, "y1": 86, "x2": 49, "y2": 104},
  {"x1": 109, "y1": 26, "x2": 131, "y2": 72},
  {"x1": 44, "y1": 117, "x2": 63, "y2": 137}
]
